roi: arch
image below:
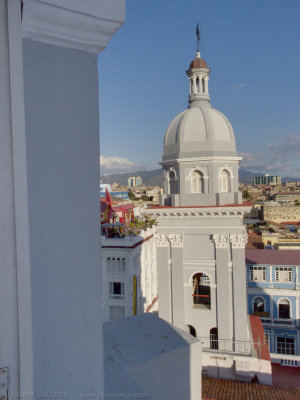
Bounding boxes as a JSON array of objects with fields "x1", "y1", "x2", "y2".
[
  {"x1": 278, "y1": 298, "x2": 291, "y2": 319},
  {"x1": 219, "y1": 169, "x2": 231, "y2": 193},
  {"x1": 202, "y1": 77, "x2": 205, "y2": 93},
  {"x1": 210, "y1": 327, "x2": 218, "y2": 349},
  {"x1": 188, "y1": 325, "x2": 197, "y2": 338},
  {"x1": 190, "y1": 170, "x2": 204, "y2": 193},
  {"x1": 253, "y1": 296, "x2": 265, "y2": 313},
  {"x1": 192, "y1": 272, "x2": 211, "y2": 309},
  {"x1": 167, "y1": 169, "x2": 177, "y2": 195}
]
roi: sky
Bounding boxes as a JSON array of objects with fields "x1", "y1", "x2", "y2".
[{"x1": 98, "y1": 0, "x2": 300, "y2": 177}]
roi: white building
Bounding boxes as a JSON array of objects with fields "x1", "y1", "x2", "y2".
[
  {"x1": 146, "y1": 46, "x2": 272, "y2": 383},
  {"x1": 102, "y1": 228, "x2": 158, "y2": 322}
]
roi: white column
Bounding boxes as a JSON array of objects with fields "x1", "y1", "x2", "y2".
[
  {"x1": 204, "y1": 77, "x2": 208, "y2": 94},
  {"x1": 192, "y1": 76, "x2": 196, "y2": 94},
  {"x1": 0, "y1": 1, "x2": 33, "y2": 396},
  {"x1": 198, "y1": 75, "x2": 203, "y2": 93}
]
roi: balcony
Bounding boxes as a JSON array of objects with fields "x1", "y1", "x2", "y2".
[
  {"x1": 198, "y1": 337, "x2": 257, "y2": 357},
  {"x1": 109, "y1": 294, "x2": 125, "y2": 301},
  {"x1": 253, "y1": 311, "x2": 270, "y2": 318}
]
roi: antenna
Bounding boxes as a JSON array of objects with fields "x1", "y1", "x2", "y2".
[{"x1": 196, "y1": 23, "x2": 200, "y2": 53}]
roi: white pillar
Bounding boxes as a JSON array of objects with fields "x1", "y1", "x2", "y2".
[
  {"x1": 1, "y1": 0, "x2": 125, "y2": 398},
  {"x1": 0, "y1": 1, "x2": 33, "y2": 396}
]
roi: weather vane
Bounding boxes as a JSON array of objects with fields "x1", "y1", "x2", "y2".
[{"x1": 196, "y1": 23, "x2": 200, "y2": 53}]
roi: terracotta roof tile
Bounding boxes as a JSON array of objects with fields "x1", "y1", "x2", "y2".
[{"x1": 202, "y1": 377, "x2": 300, "y2": 400}]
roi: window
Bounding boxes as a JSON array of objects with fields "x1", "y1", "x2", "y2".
[
  {"x1": 275, "y1": 267, "x2": 292, "y2": 282},
  {"x1": 277, "y1": 337, "x2": 295, "y2": 355},
  {"x1": 191, "y1": 170, "x2": 204, "y2": 193},
  {"x1": 109, "y1": 305, "x2": 125, "y2": 321},
  {"x1": 253, "y1": 297, "x2": 265, "y2": 313},
  {"x1": 109, "y1": 282, "x2": 125, "y2": 300},
  {"x1": 250, "y1": 266, "x2": 266, "y2": 282},
  {"x1": 106, "y1": 257, "x2": 126, "y2": 276},
  {"x1": 210, "y1": 328, "x2": 218, "y2": 350},
  {"x1": 265, "y1": 332, "x2": 271, "y2": 350},
  {"x1": 188, "y1": 325, "x2": 197, "y2": 338},
  {"x1": 193, "y1": 273, "x2": 211, "y2": 309},
  {"x1": 219, "y1": 169, "x2": 230, "y2": 193},
  {"x1": 278, "y1": 298, "x2": 290, "y2": 319}
]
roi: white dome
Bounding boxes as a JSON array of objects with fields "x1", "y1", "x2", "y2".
[{"x1": 163, "y1": 105, "x2": 237, "y2": 161}]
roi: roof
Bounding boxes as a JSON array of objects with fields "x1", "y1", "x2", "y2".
[
  {"x1": 148, "y1": 202, "x2": 252, "y2": 210},
  {"x1": 100, "y1": 199, "x2": 109, "y2": 212},
  {"x1": 245, "y1": 249, "x2": 300, "y2": 265},
  {"x1": 189, "y1": 56, "x2": 209, "y2": 69},
  {"x1": 112, "y1": 203, "x2": 135, "y2": 212},
  {"x1": 202, "y1": 377, "x2": 300, "y2": 400},
  {"x1": 249, "y1": 315, "x2": 270, "y2": 361}
]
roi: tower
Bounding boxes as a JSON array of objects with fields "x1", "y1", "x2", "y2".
[{"x1": 145, "y1": 34, "x2": 268, "y2": 381}]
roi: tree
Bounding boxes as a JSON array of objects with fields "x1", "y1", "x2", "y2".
[{"x1": 242, "y1": 189, "x2": 251, "y2": 200}]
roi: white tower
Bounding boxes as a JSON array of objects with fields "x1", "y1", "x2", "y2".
[{"x1": 145, "y1": 35, "x2": 268, "y2": 381}]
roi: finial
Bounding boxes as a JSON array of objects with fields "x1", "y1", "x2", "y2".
[{"x1": 196, "y1": 23, "x2": 200, "y2": 53}]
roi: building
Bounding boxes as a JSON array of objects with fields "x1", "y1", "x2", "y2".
[
  {"x1": 246, "y1": 249, "x2": 300, "y2": 366},
  {"x1": 146, "y1": 46, "x2": 271, "y2": 382},
  {"x1": 0, "y1": 0, "x2": 125, "y2": 397},
  {"x1": 263, "y1": 203, "x2": 300, "y2": 223},
  {"x1": 253, "y1": 174, "x2": 281, "y2": 186},
  {"x1": 128, "y1": 176, "x2": 136, "y2": 187},
  {"x1": 136, "y1": 176, "x2": 143, "y2": 186},
  {"x1": 101, "y1": 228, "x2": 158, "y2": 322}
]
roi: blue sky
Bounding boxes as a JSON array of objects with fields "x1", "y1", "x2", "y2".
[{"x1": 98, "y1": 0, "x2": 300, "y2": 177}]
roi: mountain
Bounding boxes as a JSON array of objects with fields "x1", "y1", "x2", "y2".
[{"x1": 101, "y1": 168, "x2": 258, "y2": 186}]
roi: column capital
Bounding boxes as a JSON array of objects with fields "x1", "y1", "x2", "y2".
[
  {"x1": 230, "y1": 233, "x2": 248, "y2": 249},
  {"x1": 169, "y1": 234, "x2": 184, "y2": 248},
  {"x1": 154, "y1": 234, "x2": 169, "y2": 248},
  {"x1": 213, "y1": 234, "x2": 229, "y2": 249},
  {"x1": 22, "y1": 0, "x2": 125, "y2": 53}
]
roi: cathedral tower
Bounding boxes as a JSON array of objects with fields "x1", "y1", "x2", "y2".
[{"x1": 145, "y1": 32, "x2": 270, "y2": 381}]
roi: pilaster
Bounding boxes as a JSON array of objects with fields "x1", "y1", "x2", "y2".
[
  {"x1": 213, "y1": 234, "x2": 233, "y2": 347},
  {"x1": 230, "y1": 233, "x2": 250, "y2": 341}
]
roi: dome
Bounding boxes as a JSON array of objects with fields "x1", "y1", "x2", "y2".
[
  {"x1": 163, "y1": 104, "x2": 237, "y2": 161},
  {"x1": 189, "y1": 56, "x2": 209, "y2": 70}
]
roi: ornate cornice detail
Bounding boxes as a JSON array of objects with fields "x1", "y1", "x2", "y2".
[
  {"x1": 169, "y1": 234, "x2": 184, "y2": 248},
  {"x1": 145, "y1": 209, "x2": 248, "y2": 220},
  {"x1": 213, "y1": 234, "x2": 229, "y2": 249},
  {"x1": 230, "y1": 233, "x2": 248, "y2": 249},
  {"x1": 22, "y1": 0, "x2": 125, "y2": 53},
  {"x1": 154, "y1": 234, "x2": 169, "y2": 247}
]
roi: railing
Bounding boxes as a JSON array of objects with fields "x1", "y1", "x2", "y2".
[
  {"x1": 192, "y1": 294, "x2": 211, "y2": 309},
  {"x1": 109, "y1": 294, "x2": 125, "y2": 301},
  {"x1": 271, "y1": 353, "x2": 300, "y2": 367},
  {"x1": 198, "y1": 337, "x2": 257, "y2": 356}
]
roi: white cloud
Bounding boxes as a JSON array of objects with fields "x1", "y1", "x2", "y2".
[{"x1": 100, "y1": 155, "x2": 141, "y2": 175}]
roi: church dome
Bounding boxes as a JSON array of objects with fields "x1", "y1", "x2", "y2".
[
  {"x1": 163, "y1": 105, "x2": 237, "y2": 161},
  {"x1": 189, "y1": 56, "x2": 209, "y2": 70}
]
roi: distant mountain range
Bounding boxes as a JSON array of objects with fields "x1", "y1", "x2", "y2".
[{"x1": 100, "y1": 168, "x2": 262, "y2": 186}]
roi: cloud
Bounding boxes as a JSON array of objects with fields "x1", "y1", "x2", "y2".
[
  {"x1": 268, "y1": 134, "x2": 300, "y2": 158},
  {"x1": 239, "y1": 152, "x2": 292, "y2": 174},
  {"x1": 100, "y1": 155, "x2": 141, "y2": 175},
  {"x1": 232, "y1": 83, "x2": 247, "y2": 89}
]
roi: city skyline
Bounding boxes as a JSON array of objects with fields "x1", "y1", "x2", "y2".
[{"x1": 98, "y1": 0, "x2": 300, "y2": 177}]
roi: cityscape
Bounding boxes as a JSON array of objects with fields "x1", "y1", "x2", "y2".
[{"x1": 1, "y1": 1, "x2": 300, "y2": 400}]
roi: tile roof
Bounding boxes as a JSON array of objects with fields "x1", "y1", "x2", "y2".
[
  {"x1": 202, "y1": 377, "x2": 300, "y2": 400},
  {"x1": 245, "y1": 249, "x2": 300, "y2": 266}
]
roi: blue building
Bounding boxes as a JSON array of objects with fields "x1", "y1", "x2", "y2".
[{"x1": 246, "y1": 249, "x2": 300, "y2": 363}]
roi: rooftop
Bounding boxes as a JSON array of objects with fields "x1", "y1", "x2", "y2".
[
  {"x1": 245, "y1": 249, "x2": 300, "y2": 265},
  {"x1": 202, "y1": 377, "x2": 300, "y2": 400}
]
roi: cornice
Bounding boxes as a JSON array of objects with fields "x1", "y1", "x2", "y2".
[
  {"x1": 22, "y1": 0, "x2": 125, "y2": 53},
  {"x1": 160, "y1": 156, "x2": 242, "y2": 166},
  {"x1": 146, "y1": 207, "x2": 250, "y2": 219}
]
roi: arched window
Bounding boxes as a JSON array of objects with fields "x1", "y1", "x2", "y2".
[
  {"x1": 210, "y1": 327, "x2": 218, "y2": 349},
  {"x1": 202, "y1": 78, "x2": 205, "y2": 93},
  {"x1": 196, "y1": 77, "x2": 200, "y2": 93},
  {"x1": 168, "y1": 170, "x2": 177, "y2": 194},
  {"x1": 219, "y1": 169, "x2": 230, "y2": 193},
  {"x1": 191, "y1": 170, "x2": 204, "y2": 193},
  {"x1": 278, "y1": 298, "x2": 290, "y2": 319},
  {"x1": 192, "y1": 273, "x2": 211, "y2": 309},
  {"x1": 253, "y1": 297, "x2": 265, "y2": 313},
  {"x1": 188, "y1": 325, "x2": 197, "y2": 338}
]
